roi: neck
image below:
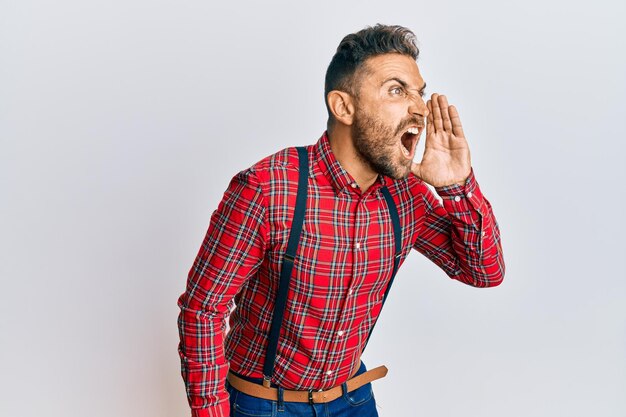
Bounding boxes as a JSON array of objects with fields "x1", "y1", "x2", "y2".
[{"x1": 327, "y1": 125, "x2": 378, "y2": 192}]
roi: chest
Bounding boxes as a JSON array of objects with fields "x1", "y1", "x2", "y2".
[{"x1": 265, "y1": 184, "x2": 419, "y2": 286}]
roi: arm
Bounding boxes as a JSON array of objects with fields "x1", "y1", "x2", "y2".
[
  {"x1": 411, "y1": 93, "x2": 504, "y2": 286},
  {"x1": 177, "y1": 169, "x2": 268, "y2": 417},
  {"x1": 413, "y1": 169, "x2": 505, "y2": 287}
]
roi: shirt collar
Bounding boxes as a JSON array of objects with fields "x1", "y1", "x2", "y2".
[{"x1": 314, "y1": 132, "x2": 387, "y2": 195}]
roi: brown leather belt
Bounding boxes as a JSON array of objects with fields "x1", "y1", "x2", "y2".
[{"x1": 227, "y1": 365, "x2": 388, "y2": 404}]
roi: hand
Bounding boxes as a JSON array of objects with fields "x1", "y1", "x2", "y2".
[{"x1": 411, "y1": 93, "x2": 471, "y2": 187}]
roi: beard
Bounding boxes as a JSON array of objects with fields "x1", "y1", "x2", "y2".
[{"x1": 352, "y1": 108, "x2": 417, "y2": 180}]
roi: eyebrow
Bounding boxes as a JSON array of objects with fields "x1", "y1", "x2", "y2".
[{"x1": 382, "y1": 77, "x2": 427, "y2": 96}]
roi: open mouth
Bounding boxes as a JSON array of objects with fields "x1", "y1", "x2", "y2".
[{"x1": 400, "y1": 127, "x2": 420, "y2": 160}]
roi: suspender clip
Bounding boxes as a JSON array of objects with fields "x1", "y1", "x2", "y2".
[{"x1": 262, "y1": 375, "x2": 271, "y2": 388}]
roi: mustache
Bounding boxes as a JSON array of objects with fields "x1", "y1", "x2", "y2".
[{"x1": 394, "y1": 117, "x2": 425, "y2": 136}]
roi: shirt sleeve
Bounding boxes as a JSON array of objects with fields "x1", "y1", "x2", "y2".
[
  {"x1": 412, "y1": 168, "x2": 505, "y2": 287},
  {"x1": 177, "y1": 168, "x2": 268, "y2": 417}
]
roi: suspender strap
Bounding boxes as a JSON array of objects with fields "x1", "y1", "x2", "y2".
[
  {"x1": 380, "y1": 186, "x2": 402, "y2": 305},
  {"x1": 262, "y1": 146, "x2": 309, "y2": 387},
  {"x1": 364, "y1": 185, "x2": 402, "y2": 348}
]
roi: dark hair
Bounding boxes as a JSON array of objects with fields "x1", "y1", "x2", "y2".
[{"x1": 324, "y1": 24, "x2": 419, "y2": 121}]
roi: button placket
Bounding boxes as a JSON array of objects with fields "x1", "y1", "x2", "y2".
[{"x1": 326, "y1": 195, "x2": 364, "y2": 372}]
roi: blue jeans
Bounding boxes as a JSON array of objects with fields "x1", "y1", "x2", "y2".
[{"x1": 226, "y1": 362, "x2": 379, "y2": 417}]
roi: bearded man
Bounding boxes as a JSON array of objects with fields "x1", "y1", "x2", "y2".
[{"x1": 177, "y1": 24, "x2": 505, "y2": 417}]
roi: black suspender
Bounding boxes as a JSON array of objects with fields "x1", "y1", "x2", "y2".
[
  {"x1": 364, "y1": 186, "x2": 402, "y2": 348},
  {"x1": 380, "y1": 186, "x2": 402, "y2": 304},
  {"x1": 261, "y1": 146, "x2": 402, "y2": 386},
  {"x1": 262, "y1": 147, "x2": 309, "y2": 387}
]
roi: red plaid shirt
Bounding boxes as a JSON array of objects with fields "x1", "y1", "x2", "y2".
[{"x1": 177, "y1": 132, "x2": 505, "y2": 417}]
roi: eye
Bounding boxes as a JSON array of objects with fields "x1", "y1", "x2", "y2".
[{"x1": 389, "y1": 86, "x2": 405, "y2": 97}]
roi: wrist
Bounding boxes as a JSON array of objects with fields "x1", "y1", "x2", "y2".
[
  {"x1": 450, "y1": 179, "x2": 466, "y2": 187},
  {"x1": 434, "y1": 169, "x2": 475, "y2": 196},
  {"x1": 442, "y1": 176, "x2": 468, "y2": 188}
]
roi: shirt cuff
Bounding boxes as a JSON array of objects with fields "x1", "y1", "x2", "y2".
[
  {"x1": 434, "y1": 168, "x2": 484, "y2": 216},
  {"x1": 191, "y1": 402, "x2": 230, "y2": 417}
]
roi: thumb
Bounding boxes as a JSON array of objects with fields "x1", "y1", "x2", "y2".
[{"x1": 411, "y1": 162, "x2": 422, "y2": 179}]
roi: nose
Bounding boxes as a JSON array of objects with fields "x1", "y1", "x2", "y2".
[{"x1": 408, "y1": 93, "x2": 428, "y2": 120}]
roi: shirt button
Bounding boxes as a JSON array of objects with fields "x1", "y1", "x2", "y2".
[
  {"x1": 337, "y1": 330, "x2": 345, "y2": 336},
  {"x1": 351, "y1": 183, "x2": 358, "y2": 188},
  {"x1": 467, "y1": 191, "x2": 473, "y2": 198},
  {"x1": 355, "y1": 242, "x2": 361, "y2": 249},
  {"x1": 454, "y1": 196, "x2": 461, "y2": 202},
  {"x1": 326, "y1": 370, "x2": 333, "y2": 376},
  {"x1": 348, "y1": 288, "x2": 354, "y2": 295},
  {"x1": 482, "y1": 231, "x2": 486, "y2": 237}
]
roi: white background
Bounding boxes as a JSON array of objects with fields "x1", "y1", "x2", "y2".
[{"x1": 1, "y1": 0, "x2": 625, "y2": 416}]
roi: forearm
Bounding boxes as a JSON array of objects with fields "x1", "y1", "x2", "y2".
[
  {"x1": 416, "y1": 168, "x2": 505, "y2": 287},
  {"x1": 177, "y1": 294, "x2": 230, "y2": 417}
]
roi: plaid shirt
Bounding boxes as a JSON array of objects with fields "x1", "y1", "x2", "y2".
[{"x1": 177, "y1": 132, "x2": 505, "y2": 417}]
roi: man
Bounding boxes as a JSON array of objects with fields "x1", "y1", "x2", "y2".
[{"x1": 177, "y1": 24, "x2": 505, "y2": 417}]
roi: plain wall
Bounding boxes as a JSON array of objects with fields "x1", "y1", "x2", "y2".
[{"x1": 1, "y1": 0, "x2": 625, "y2": 416}]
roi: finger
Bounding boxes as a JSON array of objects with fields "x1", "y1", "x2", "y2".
[
  {"x1": 431, "y1": 93, "x2": 443, "y2": 132},
  {"x1": 411, "y1": 162, "x2": 422, "y2": 179},
  {"x1": 438, "y1": 95, "x2": 453, "y2": 133},
  {"x1": 426, "y1": 100, "x2": 434, "y2": 133},
  {"x1": 449, "y1": 105, "x2": 465, "y2": 138}
]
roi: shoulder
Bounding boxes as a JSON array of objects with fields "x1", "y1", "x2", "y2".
[
  {"x1": 248, "y1": 147, "x2": 301, "y2": 174},
  {"x1": 232, "y1": 147, "x2": 304, "y2": 194}
]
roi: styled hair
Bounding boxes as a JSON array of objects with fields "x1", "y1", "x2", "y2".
[{"x1": 324, "y1": 24, "x2": 419, "y2": 121}]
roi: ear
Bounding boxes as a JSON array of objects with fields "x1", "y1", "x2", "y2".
[{"x1": 327, "y1": 90, "x2": 355, "y2": 126}]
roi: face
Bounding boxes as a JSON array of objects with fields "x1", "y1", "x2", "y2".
[{"x1": 351, "y1": 53, "x2": 428, "y2": 179}]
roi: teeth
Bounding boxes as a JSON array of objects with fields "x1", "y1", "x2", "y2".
[{"x1": 407, "y1": 127, "x2": 419, "y2": 135}]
